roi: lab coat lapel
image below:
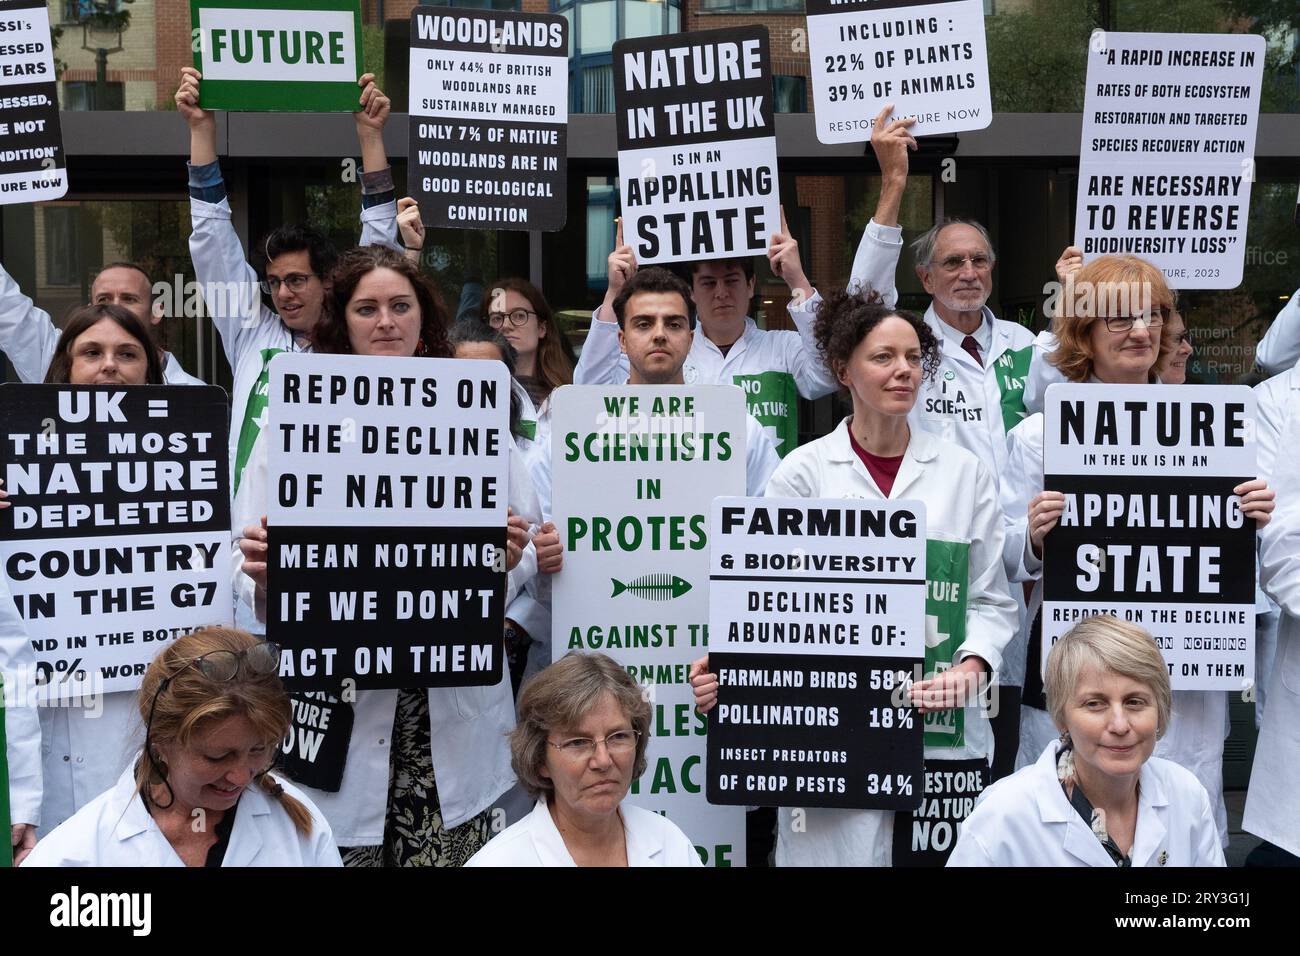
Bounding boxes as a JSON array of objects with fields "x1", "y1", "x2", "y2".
[
  {"x1": 1129, "y1": 763, "x2": 1171, "y2": 866},
  {"x1": 1031, "y1": 743, "x2": 1114, "y2": 866},
  {"x1": 622, "y1": 808, "x2": 665, "y2": 866},
  {"x1": 891, "y1": 429, "x2": 940, "y2": 500},
  {"x1": 220, "y1": 784, "x2": 268, "y2": 867},
  {"x1": 528, "y1": 799, "x2": 578, "y2": 866}
]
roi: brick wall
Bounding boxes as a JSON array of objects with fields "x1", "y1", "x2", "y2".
[{"x1": 155, "y1": 0, "x2": 193, "y2": 107}]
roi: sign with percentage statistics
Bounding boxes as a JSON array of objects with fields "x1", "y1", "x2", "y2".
[
  {"x1": 0, "y1": 385, "x2": 233, "y2": 699},
  {"x1": 408, "y1": 6, "x2": 568, "y2": 231},
  {"x1": 705, "y1": 498, "x2": 926, "y2": 810},
  {"x1": 806, "y1": 0, "x2": 992, "y2": 144}
]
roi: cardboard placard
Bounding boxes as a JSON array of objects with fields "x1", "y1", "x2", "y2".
[
  {"x1": 0, "y1": 0, "x2": 67, "y2": 203},
  {"x1": 891, "y1": 757, "x2": 988, "y2": 866}
]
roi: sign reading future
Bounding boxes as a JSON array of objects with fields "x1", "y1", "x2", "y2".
[{"x1": 190, "y1": 0, "x2": 364, "y2": 111}]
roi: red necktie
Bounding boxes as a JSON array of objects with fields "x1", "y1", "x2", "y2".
[{"x1": 961, "y1": 335, "x2": 983, "y2": 368}]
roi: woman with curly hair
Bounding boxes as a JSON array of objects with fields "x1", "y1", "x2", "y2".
[
  {"x1": 233, "y1": 245, "x2": 540, "y2": 867},
  {"x1": 690, "y1": 287, "x2": 1018, "y2": 866}
]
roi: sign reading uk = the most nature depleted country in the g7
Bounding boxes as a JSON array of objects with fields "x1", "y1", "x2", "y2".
[
  {"x1": 0, "y1": 0, "x2": 67, "y2": 203},
  {"x1": 806, "y1": 0, "x2": 992, "y2": 143},
  {"x1": 614, "y1": 26, "x2": 780, "y2": 266},
  {"x1": 706, "y1": 498, "x2": 926, "y2": 810},
  {"x1": 190, "y1": 0, "x2": 364, "y2": 111},
  {"x1": 1074, "y1": 31, "x2": 1264, "y2": 289},
  {"x1": 267, "y1": 353, "x2": 511, "y2": 690},
  {"x1": 408, "y1": 6, "x2": 568, "y2": 232},
  {"x1": 1042, "y1": 384, "x2": 1257, "y2": 691}
]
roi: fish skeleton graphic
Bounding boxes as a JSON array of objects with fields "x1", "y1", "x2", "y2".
[{"x1": 610, "y1": 574, "x2": 692, "y2": 601}]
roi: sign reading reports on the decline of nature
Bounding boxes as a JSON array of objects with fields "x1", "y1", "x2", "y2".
[
  {"x1": 1074, "y1": 32, "x2": 1264, "y2": 289},
  {"x1": 1042, "y1": 384, "x2": 1257, "y2": 691},
  {"x1": 0, "y1": 386, "x2": 232, "y2": 698},
  {"x1": 0, "y1": 0, "x2": 66, "y2": 203},
  {"x1": 614, "y1": 27, "x2": 780, "y2": 266},
  {"x1": 706, "y1": 498, "x2": 926, "y2": 811},
  {"x1": 267, "y1": 353, "x2": 511, "y2": 690},
  {"x1": 551, "y1": 385, "x2": 748, "y2": 866},
  {"x1": 408, "y1": 7, "x2": 568, "y2": 231},
  {"x1": 806, "y1": 0, "x2": 991, "y2": 143},
  {"x1": 191, "y1": 0, "x2": 363, "y2": 112}
]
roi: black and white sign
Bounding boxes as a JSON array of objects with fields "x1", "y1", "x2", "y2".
[
  {"x1": 408, "y1": 6, "x2": 568, "y2": 232},
  {"x1": 266, "y1": 353, "x2": 510, "y2": 690},
  {"x1": 614, "y1": 26, "x2": 780, "y2": 266},
  {"x1": 0, "y1": 385, "x2": 232, "y2": 697},
  {"x1": 1043, "y1": 384, "x2": 1257, "y2": 691},
  {"x1": 806, "y1": 0, "x2": 991, "y2": 143},
  {"x1": 0, "y1": 0, "x2": 67, "y2": 203},
  {"x1": 279, "y1": 690, "x2": 354, "y2": 792},
  {"x1": 705, "y1": 498, "x2": 926, "y2": 810},
  {"x1": 1074, "y1": 31, "x2": 1264, "y2": 289},
  {"x1": 891, "y1": 758, "x2": 988, "y2": 866}
]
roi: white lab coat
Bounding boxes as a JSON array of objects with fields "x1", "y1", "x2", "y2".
[
  {"x1": 763, "y1": 419, "x2": 1018, "y2": 866},
  {"x1": 1001, "y1": 407, "x2": 1231, "y2": 844},
  {"x1": 230, "y1": 430, "x2": 539, "y2": 843},
  {"x1": 1249, "y1": 382, "x2": 1300, "y2": 855},
  {"x1": 1253, "y1": 288, "x2": 1300, "y2": 376},
  {"x1": 0, "y1": 262, "x2": 202, "y2": 386},
  {"x1": 37, "y1": 694, "x2": 139, "y2": 837},
  {"x1": 187, "y1": 194, "x2": 398, "y2": 487},
  {"x1": 947, "y1": 739, "x2": 1224, "y2": 867},
  {"x1": 22, "y1": 765, "x2": 341, "y2": 867},
  {"x1": 0, "y1": 575, "x2": 42, "y2": 827},
  {"x1": 466, "y1": 797, "x2": 702, "y2": 867}
]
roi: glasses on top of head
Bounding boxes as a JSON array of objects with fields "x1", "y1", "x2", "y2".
[
  {"x1": 1101, "y1": 311, "x2": 1166, "y2": 334},
  {"x1": 487, "y1": 309, "x2": 538, "y2": 328},
  {"x1": 935, "y1": 253, "x2": 993, "y2": 273},
  {"x1": 261, "y1": 273, "x2": 317, "y2": 295},
  {"x1": 547, "y1": 729, "x2": 640, "y2": 759}
]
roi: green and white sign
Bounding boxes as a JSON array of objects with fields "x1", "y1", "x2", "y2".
[
  {"x1": 551, "y1": 385, "x2": 748, "y2": 866},
  {"x1": 190, "y1": 0, "x2": 364, "y2": 112}
]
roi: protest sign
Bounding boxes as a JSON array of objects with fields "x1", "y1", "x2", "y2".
[
  {"x1": 806, "y1": 0, "x2": 992, "y2": 143},
  {"x1": 705, "y1": 498, "x2": 926, "y2": 810},
  {"x1": 190, "y1": 0, "x2": 363, "y2": 111},
  {"x1": 551, "y1": 385, "x2": 748, "y2": 865},
  {"x1": 408, "y1": 6, "x2": 568, "y2": 231},
  {"x1": 0, "y1": 0, "x2": 66, "y2": 203},
  {"x1": 1042, "y1": 384, "x2": 1257, "y2": 690},
  {"x1": 279, "y1": 690, "x2": 354, "y2": 792},
  {"x1": 266, "y1": 353, "x2": 510, "y2": 690},
  {"x1": 0, "y1": 385, "x2": 231, "y2": 698},
  {"x1": 891, "y1": 757, "x2": 987, "y2": 866},
  {"x1": 1074, "y1": 31, "x2": 1265, "y2": 289},
  {"x1": 613, "y1": 26, "x2": 779, "y2": 266}
]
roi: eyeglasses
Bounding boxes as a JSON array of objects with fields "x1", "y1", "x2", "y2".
[
  {"x1": 142, "y1": 642, "x2": 281, "y2": 807},
  {"x1": 547, "y1": 729, "x2": 641, "y2": 759},
  {"x1": 935, "y1": 253, "x2": 993, "y2": 273},
  {"x1": 1102, "y1": 312, "x2": 1166, "y2": 333},
  {"x1": 487, "y1": 309, "x2": 538, "y2": 328},
  {"x1": 261, "y1": 273, "x2": 317, "y2": 295},
  {"x1": 1173, "y1": 332, "x2": 1191, "y2": 346}
]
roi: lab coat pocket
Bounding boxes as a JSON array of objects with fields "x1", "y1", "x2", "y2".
[
  {"x1": 1279, "y1": 621, "x2": 1300, "y2": 695},
  {"x1": 454, "y1": 684, "x2": 487, "y2": 721}
]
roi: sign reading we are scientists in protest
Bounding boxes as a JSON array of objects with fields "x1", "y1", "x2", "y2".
[
  {"x1": 408, "y1": 7, "x2": 568, "y2": 232},
  {"x1": 614, "y1": 27, "x2": 780, "y2": 266},
  {"x1": 706, "y1": 498, "x2": 926, "y2": 811},
  {"x1": 1074, "y1": 31, "x2": 1264, "y2": 289},
  {"x1": 551, "y1": 386, "x2": 748, "y2": 865},
  {"x1": 1042, "y1": 384, "x2": 1257, "y2": 691},
  {"x1": 267, "y1": 353, "x2": 511, "y2": 690},
  {"x1": 0, "y1": 0, "x2": 67, "y2": 203},
  {"x1": 806, "y1": 0, "x2": 992, "y2": 143},
  {"x1": 190, "y1": 0, "x2": 363, "y2": 111}
]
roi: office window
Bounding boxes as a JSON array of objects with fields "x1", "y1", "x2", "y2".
[{"x1": 555, "y1": 0, "x2": 683, "y2": 112}]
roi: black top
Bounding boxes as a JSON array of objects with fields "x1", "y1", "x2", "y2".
[{"x1": 204, "y1": 798, "x2": 241, "y2": 868}]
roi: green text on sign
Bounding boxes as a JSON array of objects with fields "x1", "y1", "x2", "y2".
[{"x1": 190, "y1": 0, "x2": 364, "y2": 112}]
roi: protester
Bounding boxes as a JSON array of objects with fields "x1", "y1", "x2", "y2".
[
  {"x1": 1001, "y1": 254, "x2": 1275, "y2": 845},
  {"x1": 177, "y1": 67, "x2": 401, "y2": 491},
  {"x1": 466, "y1": 653, "x2": 700, "y2": 867},
  {"x1": 690, "y1": 288, "x2": 1017, "y2": 865},
  {"x1": 482, "y1": 277, "x2": 577, "y2": 412},
  {"x1": 233, "y1": 245, "x2": 537, "y2": 866},
  {"x1": 1156, "y1": 310, "x2": 1195, "y2": 385},
  {"x1": 1252, "y1": 288, "x2": 1300, "y2": 376},
  {"x1": 0, "y1": 567, "x2": 41, "y2": 866},
  {"x1": 42, "y1": 304, "x2": 163, "y2": 386},
  {"x1": 22, "y1": 628, "x2": 340, "y2": 867},
  {"x1": 947, "y1": 615, "x2": 1224, "y2": 867}
]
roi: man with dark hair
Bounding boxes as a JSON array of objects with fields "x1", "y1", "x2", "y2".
[
  {"x1": 576, "y1": 209, "x2": 898, "y2": 457},
  {"x1": 0, "y1": 260, "x2": 204, "y2": 386},
  {"x1": 177, "y1": 67, "x2": 401, "y2": 491}
]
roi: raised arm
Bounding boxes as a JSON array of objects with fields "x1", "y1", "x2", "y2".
[{"x1": 848, "y1": 103, "x2": 915, "y2": 306}]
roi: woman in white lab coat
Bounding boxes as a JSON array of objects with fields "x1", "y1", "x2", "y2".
[
  {"x1": 467, "y1": 652, "x2": 700, "y2": 867},
  {"x1": 948, "y1": 615, "x2": 1223, "y2": 867},
  {"x1": 235, "y1": 245, "x2": 538, "y2": 865},
  {"x1": 1001, "y1": 255, "x2": 1274, "y2": 844},
  {"x1": 691, "y1": 288, "x2": 1018, "y2": 866},
  {"x1": 23, "y1": 626, "x2": 340, "y2": 867}
]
